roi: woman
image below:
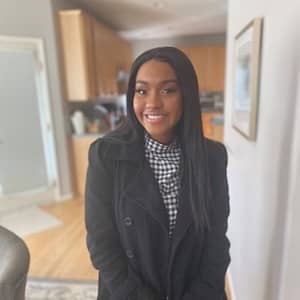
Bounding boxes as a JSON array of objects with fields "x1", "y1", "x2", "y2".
[{"x1": 85, "y1": 47, "x2": 230, "y2": 300}]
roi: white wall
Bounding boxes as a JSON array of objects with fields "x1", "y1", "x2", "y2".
[
  {"x1": 0, "y1": 0, "x2": 75, "y2": 197},
  {"x1": 224, "y1": 0, "x2": 300, "y2": 299},
  {"x1": 278, "y1": 68, "x2": 300, "y2": 300}
]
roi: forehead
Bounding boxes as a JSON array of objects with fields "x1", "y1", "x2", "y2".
[{"x1": 135, "y1": 59, "x2": 177, "y2": 82}]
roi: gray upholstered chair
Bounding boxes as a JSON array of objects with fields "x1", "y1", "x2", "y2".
[{"x1": 0, "y1": 226, "x2": 30, "y2": 300}]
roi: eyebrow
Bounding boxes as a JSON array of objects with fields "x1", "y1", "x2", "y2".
[{"x1": 135, "y1": 79, "x2": 178, "y2": 85}]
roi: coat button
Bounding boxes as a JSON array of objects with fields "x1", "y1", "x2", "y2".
[
  {"x1": 126, "y1": 249, "x2": 134, "y2": 258},
  {"x1": 124, "y1": 217, "x2": 132, "y2": 226}
]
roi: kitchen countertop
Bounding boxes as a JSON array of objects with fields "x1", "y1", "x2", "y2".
[
  {"x1": 71, "y1": 110, "x2": 224, "y2": 139},
  {"x1": 201, "y1": 108, "x2": 223, "y2": 113},
  {"x1": 72, "y1": 132, "x2": 107, "y2": 139}
]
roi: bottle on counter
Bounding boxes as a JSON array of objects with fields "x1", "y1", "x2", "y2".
[{"x1": 71, "y1": 110, "x2": 86, "y2": 135}]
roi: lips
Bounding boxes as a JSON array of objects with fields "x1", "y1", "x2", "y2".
[{"x1": 144, "y1": 113, "x2": 167, "y2": 123}]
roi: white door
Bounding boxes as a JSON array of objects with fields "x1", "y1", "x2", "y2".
[{"x1": 0, "y1": 37, "x2": 58, "y2": 208}]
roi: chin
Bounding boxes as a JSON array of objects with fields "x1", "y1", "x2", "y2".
[{"x1": 146, "y1": 129, "x2": 174, "y2": 143}]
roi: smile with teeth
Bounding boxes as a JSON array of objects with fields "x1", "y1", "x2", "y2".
[{"x1": 144, "y1": 113, "x2": 166, "y2": 122}]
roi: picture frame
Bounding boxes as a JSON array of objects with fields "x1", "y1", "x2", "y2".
[{"x1": 232, "y1": 17, "x2": 263, "y2": 140}]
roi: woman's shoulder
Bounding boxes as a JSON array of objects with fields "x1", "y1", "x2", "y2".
[{"x1": 89, "y1": 122, "x2": 143, "y2": 162}]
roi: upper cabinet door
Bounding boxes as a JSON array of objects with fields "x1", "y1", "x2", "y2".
[
  {"x1": 59, "y1": 10, "x2": 97, "y2": 101},
  {"x1": 93, "y1": 21, "x2": 119, "y2": 96},
  {"x1": 59, "y1": 9, "x2": 133, "y2": 100},
  {"x1": 206, "y1": 45, "x2": 225, "y2": 92},
  {"x1": 188, "y1": 47, "x2": 209, "y2": 92},
  {"x1": 178, "y1": 45, "x2": 225, "y2": 92},
  {"x1": 92, "y1": 20, "x2": 133, "y2": 96}
]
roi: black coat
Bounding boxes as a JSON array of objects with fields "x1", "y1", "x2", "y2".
[{"x1": 85, "y1": 128, "x2": 230, "y2": 300}]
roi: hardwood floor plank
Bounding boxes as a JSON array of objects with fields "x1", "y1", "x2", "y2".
[{"x1": 24, "y1": 198, "x2": 97, "y2": 280}]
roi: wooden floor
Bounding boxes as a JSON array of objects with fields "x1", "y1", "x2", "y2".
[
  {"x1": 24, "y1": 198, "x2": 232, "y2": 299},
  {"x1": 24, "y1": 198, "x2": 97, "y2": 280}
]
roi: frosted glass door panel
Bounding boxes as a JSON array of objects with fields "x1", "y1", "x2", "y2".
[{"x1": 0, "y1": 50, "x2": 48, "y2": 195}]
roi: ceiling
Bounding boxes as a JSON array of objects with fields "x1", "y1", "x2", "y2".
[{"x1": 69, "y1": 0, "x2": 228, "y2": 40}]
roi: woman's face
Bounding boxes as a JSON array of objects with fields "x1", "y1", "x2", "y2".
[{"x1": 133, "y1": 59, "x2": 183, "y2": 144}]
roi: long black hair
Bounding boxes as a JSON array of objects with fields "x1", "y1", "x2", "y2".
[{"x1": 126, "y1": 46, "x2": 211, "y2": 231}]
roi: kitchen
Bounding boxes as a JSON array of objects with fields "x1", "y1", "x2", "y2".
[
  {"x1": 0, "y1": 0, "x2": 230, "y2": 297},
  {"x1": 58, "y1": 6, "x2": 227, "y2": 197},
  {"x1": 35, "y1": 0, "x2": 227, "y2": 281},
  {"x1": 2, "y1": 0, "x2": 300, "y2": 298}
]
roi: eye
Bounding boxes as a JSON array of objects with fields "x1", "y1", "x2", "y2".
[
  {"x1": 135, "y1": 88, "x2": 147, "y2": 95},
  {"x1": 161, "y1": 87, "x2": 177, "y2": 94}
]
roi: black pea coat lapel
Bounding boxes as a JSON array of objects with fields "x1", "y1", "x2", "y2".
[
  {"x1": 121, "y1": 158, "x2": 169, "y2": 235},
  {"x1": 104, "y1": 131, "x2": 170, "y2": 235},
  {"x1": 169, "y1": 171, "x2": 194, "y2": 265}
]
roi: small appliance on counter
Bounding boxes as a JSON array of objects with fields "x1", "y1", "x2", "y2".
[
  {"x1": 68, "y1": 95, "x2": 128, "y2": 136},
  {"x1": 199, "y1": 91, "x2": 224, "y2": 112}
]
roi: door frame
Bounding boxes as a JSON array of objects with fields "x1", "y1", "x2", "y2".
[{"x1": 0, "y1": 35, "x2": 59, "y2": 211}]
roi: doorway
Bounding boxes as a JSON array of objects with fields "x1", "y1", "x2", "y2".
[{"x1": 0, "y1": 36, "x2": 58, "y2": 211}]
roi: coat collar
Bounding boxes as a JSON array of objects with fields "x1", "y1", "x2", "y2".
[{"x1": 101, "y1": 125, "x2": 144, "y2": 162}]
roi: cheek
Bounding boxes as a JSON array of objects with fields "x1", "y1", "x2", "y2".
[
  {"x1": 173, "y1": 97, "x2": 183, "y2": 121},
  {"x1": 133, "y1": 98, "x2": 143, "y2": 119}
]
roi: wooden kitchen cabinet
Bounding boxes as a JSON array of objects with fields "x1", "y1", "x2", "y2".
[
  {"x1": 180, "y1": 46, "x2": 207, "y2": 92},
  {"x1": 59, "y1": 10, "x2": 97, "y2": 101},
  {"x1": 202, "y1": 112, "x2": 224, "y2": 142},
  {"x1": 59, "y1": 9, "x2": 132, "y2": 100},
  {"x1": 93, "y1": 20, "x2": 132, "y2": 95},
  {"x1": 71, "y1": 135, "x2": 98, "y2": 197},
  {"x1": 206, "y1": 45, "x2": 226, "y2": 92},
  {"x1": 178, "y1": 45, "x2": 225, "y2": 92}
]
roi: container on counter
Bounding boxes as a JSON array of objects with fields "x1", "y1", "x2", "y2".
[{"x1": 71, "y1": 110, "x2": 86, "y2": 135}]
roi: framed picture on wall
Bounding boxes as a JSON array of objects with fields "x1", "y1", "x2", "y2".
[{"x1": 232, "y1": 17, "x2": 263, "y2": 140}]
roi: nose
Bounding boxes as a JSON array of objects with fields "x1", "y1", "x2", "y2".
[{"x1": 145, "y1": 91, "x2": 163, "y2": 109}]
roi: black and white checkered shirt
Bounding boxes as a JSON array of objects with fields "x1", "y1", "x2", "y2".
[{"x1": 144, "y1": 133, "x2": 181, "y2": 237}]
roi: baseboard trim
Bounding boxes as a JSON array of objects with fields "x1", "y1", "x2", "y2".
[
  {"x1": 0, "y1": 187, "x2": 55, "y2": 213},
  {"x1": 55, "y1": 192, "x2": 74, "y2": 202},
  {"x1": 227, "y1": 267, "x2": 237, "y2": 300}
]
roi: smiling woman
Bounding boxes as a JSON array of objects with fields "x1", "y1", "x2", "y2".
[
  {"x1": 133, "y1": 60, "x2": 183, "y2": 144},
  {"x1": 85, "y1": 47, "x2": 230, "y2": 300}
]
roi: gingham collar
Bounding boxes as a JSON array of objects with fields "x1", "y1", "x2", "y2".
[{"x1": 144, "y1": 133, "x2": 180, "y2": 154}]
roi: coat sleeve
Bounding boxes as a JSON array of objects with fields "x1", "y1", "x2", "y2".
[
  {"x1": 85, "y1": 140, "x2": 161, "y2": 300},
  {"x1": 182, "y1": 142, "x2": 231, "y2": 300}
]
